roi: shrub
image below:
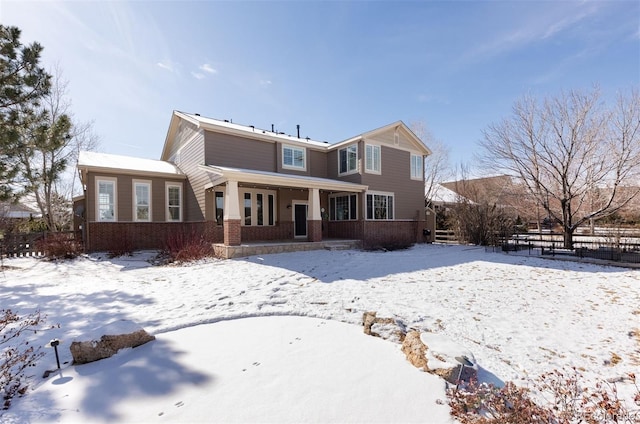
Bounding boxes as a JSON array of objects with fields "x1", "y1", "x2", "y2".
[
  {"x1": 447, "y1": 368, "x2": 640, "y2": 424},
  {"x1": 36, "y1": 232, "x2": 81, "y2": 260},
  {"x1": 163, "y1": 230, "x2": 213, "y2": 263},
  {"x1": 107, "y1": 230, "x2": 134, "y2": 258},
  {"x1": 1, "y1": 309, "x2": 46, "y2": 410}
]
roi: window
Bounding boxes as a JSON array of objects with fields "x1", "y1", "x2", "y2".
[
  {"x1": 166, "y1": 183, "x2": 182, "y2": 221},
  {"x1": 329, "y1": 194, "x2": 358, "y2": 220},
  {"x1": 366, "y1": 192, "x2": 394, "y2": 220},
  {"x1": 411, "y1": 154, "x2": 423, "y2": 180},
  {"x1": 241, "y1": 189, "x2": 277, "y2": 226},
  {"x1": 282, "y1": 145, "x2": 306, "y2": 170},
  {"x1": 339, "y1": 145, "x2": 357, "y2": 175},
  {"x1": 133, "y1": 181, "x2": 151, "y2": 221},
  {"x1": 244, "y1": 193, "x2": 252, "y2": 225},
  {"x1": 215, "y1": 191, "x2": 224, "y2": 225},
  {"x1": 365, "y1": 144, "x2": 381, "y2": 173},
  {"x1": 97, "y1": 178, "x2": 116, "y2": 221}
]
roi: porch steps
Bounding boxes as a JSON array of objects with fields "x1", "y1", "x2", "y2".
[{"x1": 324, "y1": 244, "x2": 353, "y2": 251}]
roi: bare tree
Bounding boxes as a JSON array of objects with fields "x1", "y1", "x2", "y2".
[
  {"x1": 479, "y1": 87, "x2": 640, "y2": 249},
  {"x1": 409, "y1": 120, "x2": 452, "y2": 207},
  {"x1": 17, "y1": 65, "x2": 99, "y2": 231}
]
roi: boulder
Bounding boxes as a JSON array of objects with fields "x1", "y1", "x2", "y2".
[
  {"x1": 362, "y1": 311, "x2": 406, "y2": 343},
  {"x1": 420, "y1": 332, "x2": 477, "y2": 384},
  {"x1": 70, "y1": 320, "x2": 155, "y2": 365},
  {"x1": 401, "y1": 330, "x2": 428, "y2": 370}
]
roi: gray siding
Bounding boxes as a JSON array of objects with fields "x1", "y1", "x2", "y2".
[
  {"x1": 204, "y1": 131, "x2": 276, "y2": 171},
  {"x1": 176, "y1": 132, "x2": 206, "y2": 221},
  {"x1": 361, "y1": 146, "x2": 424, "y2": 220},
  {"x1": 326, "y1": 143, "x2": 363, "y2": 184},
  {"x1": 86, "y1": 171, "x2": 185, "y2": 222},
  {"x1": 167, "y1": 120, "x2": 199, "y2": 162}
]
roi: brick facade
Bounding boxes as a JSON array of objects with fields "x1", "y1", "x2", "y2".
[
  {"x1": 308, "y1": 220, "x2": 322, "y2": 242},
  {"x1": 224, "y1": 219, "x2": 241, "y2": 246},
  {"x1": 86, "y1": 221, "x2": 222, "y2": 253}
]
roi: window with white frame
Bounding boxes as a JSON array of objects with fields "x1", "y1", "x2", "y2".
[
  {"x1": 97, "y1": 178, "x2": 117, "y2": 221},
  {"x1": 365, "y1": 144, "x2": 381, "y2": 173},
  {"x1": 338, "y1": 145, "x2": 357, "y2": 175},
  {"x1": 411, "y1": 154, "x2": 423, "y2": 180},
  {"x1": 133, "y1": 181, "x2": 151, "y2": 221},
  {"x1": 329, "y1": 193, "x2": 357, "y2": 220},
  {"x1": 366, "y1": 192, "x2": 394, "y2": 220},
  {"x1": 166, "y1": 183, "x2": 182, "y2": 221},
  {"x1": 241, "y1": 188, "x2": 277, "y2": 226},
  {"x1": 282, "y1": 145, "x2": 306, "y2": 170}
]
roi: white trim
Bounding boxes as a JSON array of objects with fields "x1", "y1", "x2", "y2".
[
  {"x1": 95, "y1": 177, "x2": 117, "y2": 222},
  {"x1": 328, "y1": 192, "x2": 358, "y2": 221},
  {"x1": 282, "y1": 144, "x2": 307, "y2": 171},
  {"x1": 240, "y1": 187, "x2": 277, "y2": 226},
  {"x1": 365, "y1": 190, "x2": 395, "y2": 221},
  {"x1": 166, "y1": 182, "x2": 183, "y2": 222},
  {"x1": 338, "y1": 144, "x2": 358, "y2": 176},
  {"x1": 132, "y1": 179, "x2": 152, "y2": 222},
  {"x1": 292, "y1": 201, "x2": 308, "y2": 238},
  {"x1": 364, "y1": 144, "x2": 381, "y2": 175},
  {"x1": 410, "y1": 154, "x2": 424, "y2": 181}
]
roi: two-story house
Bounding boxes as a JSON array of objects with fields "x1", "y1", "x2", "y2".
[{"x1": 76, "y1": 111, "x2": 431, "y2": 257}]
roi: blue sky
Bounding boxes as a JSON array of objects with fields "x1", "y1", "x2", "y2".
[{"x1": 2, "y1": 1, "x2": 639, "y2": 166}]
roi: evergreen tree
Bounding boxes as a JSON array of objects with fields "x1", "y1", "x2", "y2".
[{"x1": 0, "y1": 25, "x2": 51, "y2": 202}]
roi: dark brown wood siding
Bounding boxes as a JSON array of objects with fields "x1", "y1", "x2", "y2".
[
  {"x1": 204, "y1": 130, "x2": 276, "y2": 171},
  {"x1": 361, "y1": 146, "x2": 424, "y2": 220}
]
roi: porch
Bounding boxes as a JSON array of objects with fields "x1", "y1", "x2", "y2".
[{"x1": 213, "y1": 239, "x2": 362, "y2": 259}]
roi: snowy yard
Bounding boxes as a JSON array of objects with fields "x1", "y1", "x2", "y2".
[{"x1": 1, "y1": 244, "x2": 639, "y2": 422}]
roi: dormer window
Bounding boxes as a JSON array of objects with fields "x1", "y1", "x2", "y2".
[{"x1": 282, "y1": 144, "x2": 306, "y2": 170}]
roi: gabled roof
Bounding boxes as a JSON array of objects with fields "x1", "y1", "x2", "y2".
[
  {"x1": 199, "y1": 165, "x2": 368, "y2": 193},
  {"x1": 78, "y1": 151, "x2": 185, "y2": 178},
  {"x1": 162, "y1": 111, "x2": 431, "y2": 160},
  {"x1": 0, "y1": 202, "x2": 40, "y2": 219},
  {"x1": 330, "y1": 121, "x2": 432, "y2": 155}
]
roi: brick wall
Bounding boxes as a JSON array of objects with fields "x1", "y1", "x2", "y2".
[
  {"x1": 241, "y1": 221, "x2": 294, "y2": 241},
  {"x1": 327, "y1": 221, "x2": 364, "y2": 240},
  {"x1": 362, "y1": 220, "x2": 420, "y2": 250},
  {"x1": 86, "y1": 221, "x2": 222, "y2": 252}
]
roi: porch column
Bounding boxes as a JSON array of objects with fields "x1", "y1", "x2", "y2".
[
  {"x1": 224, "y1": 180, "x2": 241, "y2": 246},
  {"x1": 308, "y1": 188, "x2": 322, "y2": 242}
]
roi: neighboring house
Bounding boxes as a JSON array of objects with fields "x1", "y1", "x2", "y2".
[
  {"x1": 0, "y1": 201, "x2": 41, "y2": 220},
  {"x1": 76, "y1": 111, "x2": 431, "y2": 255}
]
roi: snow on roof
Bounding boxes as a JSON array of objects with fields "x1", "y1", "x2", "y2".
[
  {"x1": 78, "y1": 151, "x2": 184, "y2": 176},
  {"x1": 0, "y1": 202, "x2": 40, "y2": 219},
  {"x1": 180, "y1": 112, "x2": 331, "y2": 148},
  {"x1": 430, "y1": 184, "x2": 464, "y2": 204}
]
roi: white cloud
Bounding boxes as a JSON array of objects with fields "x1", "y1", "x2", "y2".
[
  {"x1": 199, "y1": 63, "x2": 217, "y2": 74},
  {"x1": 157, "y1": 60, "x2": 176, "y2": 73},
  {"x1": 259, "y1": 79, "x2": 272, "y2": 86},
  {"x1": 191, "y1": 72, "x2": 205, "y2": 80}
]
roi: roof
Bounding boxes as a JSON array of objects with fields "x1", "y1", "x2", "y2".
[
  {"x1": 77, "y1": 151, "x2": 185, "y2": 178},
  {"x1": 199, "y1": 165, "x2": 368, "y2": 193},
  {"x1": 162, "y1": 111, "x2": 431, "y2": 160},
  {"x1": 0, "y1": 202, "x2": 40, "y2": 219}
]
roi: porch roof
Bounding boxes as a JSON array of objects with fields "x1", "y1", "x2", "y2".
[{"x1": 199, "y1": 165, "x2": 368, "y2": 192}]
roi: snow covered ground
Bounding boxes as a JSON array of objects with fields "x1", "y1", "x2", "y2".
[{"x1": 1, "y1": 244, "x2": 639, "y2": 422}]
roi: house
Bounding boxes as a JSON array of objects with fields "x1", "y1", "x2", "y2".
[{"x1": 76, "y1": 111, "x2": 431, "y2": 256}]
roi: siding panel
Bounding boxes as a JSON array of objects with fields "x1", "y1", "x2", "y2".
[{"x1": 205, "y1": 131, "x2": 276, "y2": 171}]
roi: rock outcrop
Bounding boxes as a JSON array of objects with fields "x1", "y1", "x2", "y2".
[{"x1": 70, "y1": 320, "x2": 155, "y2": 365}]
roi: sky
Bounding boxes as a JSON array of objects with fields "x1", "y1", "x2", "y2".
[{"x1": 1, "y1": 0, "x2": 638, "y2": 166}]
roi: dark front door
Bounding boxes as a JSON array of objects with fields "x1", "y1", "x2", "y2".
[{"x1": 294, "y1": 204, "x2": 307, "y2": 238}]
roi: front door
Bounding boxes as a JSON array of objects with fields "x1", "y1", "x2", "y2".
[{"x1": 294, "y1": 203, "x2": 307, "y2": 238}]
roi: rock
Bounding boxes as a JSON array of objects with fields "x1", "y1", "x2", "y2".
[
  {"x1": 401, "y1": 330, "x2": 428, "y2": 370},
  {"x1": 420, "y1": 332, "x2": 477, "y2": 384},
  {"x1": 70, "y1": 320, "x2": 155, "y2": 365},
  {"x1": 362, "y1": 311, "x2": 406, "y2": 342}
]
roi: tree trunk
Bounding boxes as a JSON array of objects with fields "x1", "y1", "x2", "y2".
[{"x1": 563, "y1": 227, "x2": 574, "y2": 250}]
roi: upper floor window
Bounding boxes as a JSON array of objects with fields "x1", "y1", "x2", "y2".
[
  {"x1": 366, "y1": 192, "x2": 394, "y2": 220},
  {"x1": 282, "y1": 145, "x2": 306, "y2": 170},
  {"x1": 365, "y1": 144, "x2": 381, "y2": 174},
  {"x1": 166, "y1": 183, "x2": 182, "y2": 222},
  {"x1": 339, "y1": 145, "x2": 357, "y2": 175},
  {"x1": 410, "y1": 154, "x2": 423, "y2": 180},
  {"x1": 329, "y1": 193, "x2": 357, "y2": 221},
  {"x1": 97, "y1": 178, "x2": 117, "y2": 221},
  {"x1": 134, "y1": 181, "x2": 151, "y2": 221}
]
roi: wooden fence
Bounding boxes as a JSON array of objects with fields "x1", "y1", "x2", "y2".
[{"x1": 0, "y1": 231, "x2": 79, "y2": 258}]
